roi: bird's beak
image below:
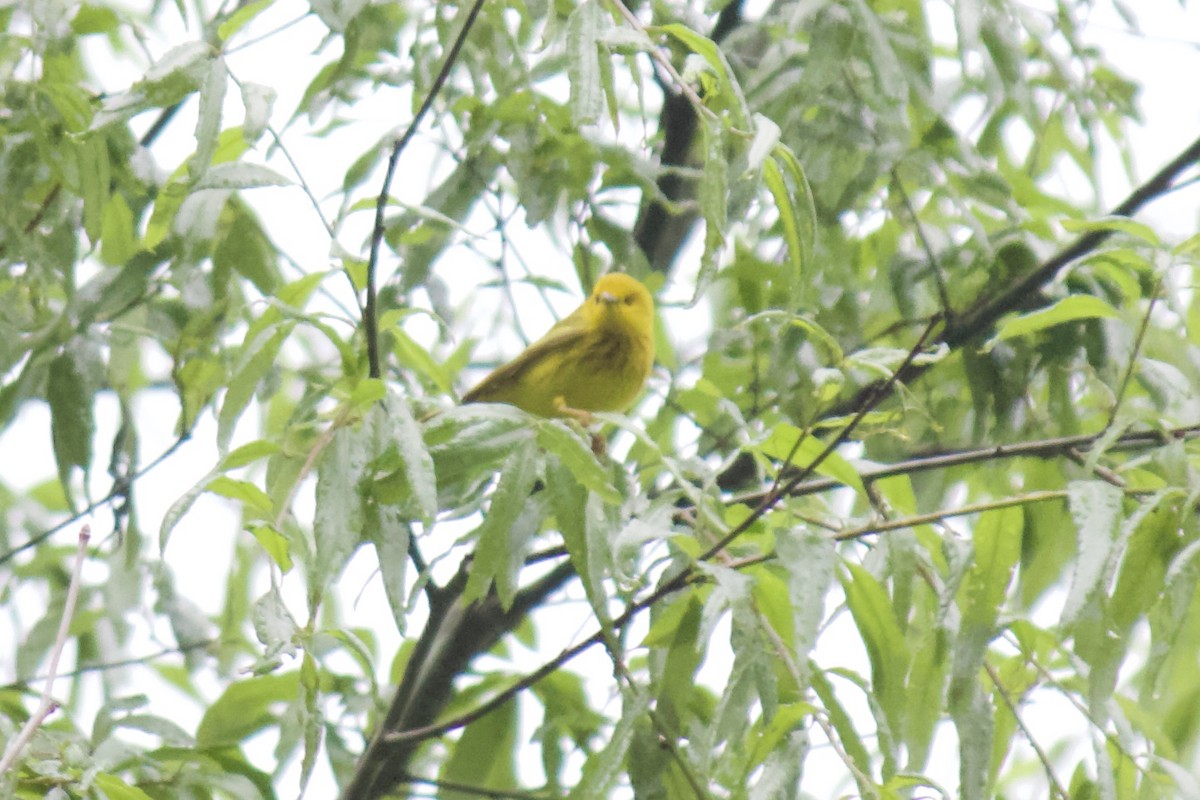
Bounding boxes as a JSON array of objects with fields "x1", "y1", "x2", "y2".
[{"x1": 599, "y1": 291, "x2": 618, "y2": 305}]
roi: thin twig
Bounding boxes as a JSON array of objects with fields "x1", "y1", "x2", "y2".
[
  {"x1": 365, "y1": 0, "x2": 487, "y2": 379},
  {"x1": 731, "y1": 423, "x2": 1200, "y2": 507},
  {"x1": 985, "y1": 662, "x2": 1069, "y2": 800},
  {"x1": 0, "y1": 525, "x2": 91, "y2": 775},
  {"x1": 1106, "y1": 272, "x2": 1162, "y2": 431},
  {"x1": 1, "y1": 434, "x2": 190, "y2": 567}
]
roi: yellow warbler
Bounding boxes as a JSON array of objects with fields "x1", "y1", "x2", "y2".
[{"x1": 462, "y1": 273, "x2": 655, "y2": 422}]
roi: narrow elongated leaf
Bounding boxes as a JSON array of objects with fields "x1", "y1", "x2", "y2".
[
  {"x1": 193, "y1": 161, "x2": 292, "y2": 191},
  {"x1": 367, "y1": 501, "x2": 410, "y2": 634},
  {"x1": 310, "y1": 425, "x2": 369, "y2": 610},
  {"x1": 778, "y1": 531, "x2": 835, "y2": 684},
  {"x1": 48, "y1": 348, "x2": 95, "y2": 493},
  {"x1": 991, "y1": 295, "x2": 1119, "y2": 345},
  {"x1": 565, "y1": 689, "x2": 649, "y2": 800},
  {"x1": 1062, "y1": 480, "x2": 1124, "y2": 628},
  {"x1": 566, "y1": 0, "x2": 603, "y2": 125},
  {"x1": 384, "y1": 393, "x2": 437, "y2": 524},
  {"x1": 191, "y1": 55, "x2": 227, "y2": 179},
  {"x1": 840, "y1": 562, "x2": 910, "y2": 735},
  {"x1": 463, "y1": 436, "x2": 540, "y2": 609},
  {"x1": 218, "y1": 325, "x2": 291, "y2": 452},
  {"x1": 537, "y1": 421, "x2": 620, "y2": 504},
  {"x1": 955, "y1": 505, "x2": 1022, "y2": 677}
]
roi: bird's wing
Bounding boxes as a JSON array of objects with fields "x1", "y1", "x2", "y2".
[{"x1": 461, "y1": 311, "x2": 588, "y2": 403}]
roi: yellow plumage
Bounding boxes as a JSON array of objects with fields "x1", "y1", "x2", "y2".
[{"x1": 462, "y1": 273, "x2": 655, "y2": 421}]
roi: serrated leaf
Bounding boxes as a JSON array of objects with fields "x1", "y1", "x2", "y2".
[
  {"x1": 239, "y1": 81, "x2": 276, "y2": 144},
  {"x1": 696, "y1": 123, "x2": 728, "y2": 293},
  {"x1": 310, "y1": 425, "x2": 369, "y2": 609},
  {"x1": 463, "y1": 437, "x2": 540, "y2": 609},
  {"x1": 191, "y1": 55, "x2": 228, "y2": 179},
  {"x1": 778, "y1": 531, "x2": 835, "y2": 682},
  {"x1": 1062, "y1": 480, "x2": 1124, "y2": 628},
  {"x1": 566, "y1": 0, "x2": 604, "y2": 126},
  {"x1": 193, "y1": 161, "x2": 292, "y2": 191},
  {"x1": 384, "y1": 393, "x2": 437, "y2": 524},
  {"x1": 367, "y1": 501, "x2": 410, "y2": 634}
]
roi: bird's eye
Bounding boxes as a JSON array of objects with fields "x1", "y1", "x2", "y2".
[{"x1": 624, "y1": 294, "x2": 635, "y2": 305}]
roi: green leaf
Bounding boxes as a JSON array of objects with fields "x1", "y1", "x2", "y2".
[
  {"x1": 239, "y1": 82, "x2": 275, "y2": 145},
  {"x1": 249, "y1": 524, "x2": 293, "y2": 572},
  {"x1": 366, "y1": 500, "x2": 410, "y2": 634},
  {"x1": 777, "y1": 531, "x2": 835, "y2": 683},
  {"x1": 440, "y1": 699, "x2": 518, "y2": 798},
  {"x1": 463, "y1": 436, "x2": 541, "y2": 609},
  {"x1": 48, "y1": 347, "x2": 96, "y2": 495},
  {"x1": 217, "y1": 324, "x2": 291, "y2": 452},
  {"x1": 547, "y1": 456, "x2": 610, "y2": 619},
  {"x1": 840, "y1": 561, "x2": 910, "y2": 737},
  {"x1": 696, "y1": 122, "x2": 728, "y2": 293},
  {"x1": 950, "y1": 506, "x2": 1022, "y2": 714},
  {"x1": 809, "y1": 667, "x2": 875, "y2": 794},
  {"x1": 383, "y1": 393, "x2": 437, "y2": 524},
  {"x1": 207, "y1": 476, "x2": 274, "y2": 517},
  {"x1": 763, "y1": 145, "x2": 816, "y2": 296},
  {"x1": 196, "y1": 672, "x2": 299, "y2": 748},
  {"x1": 100, "y1": 192, "x2": 138, "y2": 266},
  {"x1": 220, "y1": 439, "x2": 280, "y2": 470},
  {"x1": 536, "y1": 421, "x2": 621, "y2": 504},
  {"x1": 92, "y1": 773, "x2": 155, "y2": 800},
  {"x1": 566, "y1": 0, "x2": 604, "y2": 126},
  {"x1": 217, "y1": 0, "x2": 274, "y2": 42},
  {"x1": 990, "y1": 295, "x2": 1119, "y2": 346},
  {"x1": 252, "y1": 585, "x2": 298, "y2": 660},
  {"x1": 1061, "y1": 480, "x2": 1124, "y2": 628},
  {"x1": 191, "y1": 55, "x2": 228, "y2": 179},
  {"x1": 1060, "y1": 215, "x2": 1161, "y2": 246},
  {"x1": 214, "y1": 208, "x2": 280, "y2": 295},
  {"x1": 565, "y1": 689, "x2": 649, "y2": 800},
  {"x1": 758, "y1": 423, "x2": 865, "y2": 495},
  {"x1": 193, "y1": 161, "x2": 292, "y2": 191},
  {"x1": 310, "y1": 425, "x2": 369, "y2": 609}
]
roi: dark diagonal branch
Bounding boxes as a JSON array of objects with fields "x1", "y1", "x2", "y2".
[
  {"x1": 837, "y1": 133, "x2": 1200, "y2": 417},
  {"x1": 340, "y1": 560, "x2": 576, "y2": 800}
]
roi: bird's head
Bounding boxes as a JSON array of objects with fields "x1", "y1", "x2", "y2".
[{"x1": 588, "y1": 273, "x2": 654, "y2": 336}]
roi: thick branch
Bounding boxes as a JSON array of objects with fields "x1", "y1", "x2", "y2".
[{"x1": 340, "y1": 561, "x2": 576, "y2": 800}]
